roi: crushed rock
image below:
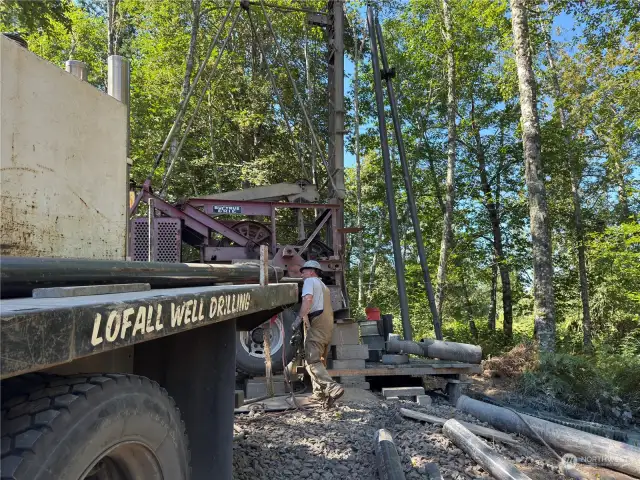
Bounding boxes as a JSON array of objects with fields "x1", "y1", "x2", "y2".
[{"x1": 233, "y1": 389, "x2": 567, "y2": 479}]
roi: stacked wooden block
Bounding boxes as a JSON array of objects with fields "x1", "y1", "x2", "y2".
[{"x1": 330, "y1": 322, "x2": 370, "y2": 389}]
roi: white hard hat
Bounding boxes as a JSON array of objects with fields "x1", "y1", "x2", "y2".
[{"x1": 301, "y1": 260, "x2": 322, "y2": 271}]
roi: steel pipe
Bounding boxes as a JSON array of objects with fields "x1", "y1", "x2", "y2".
[
  {"x1": 65, "y1": 60, "x2": 88, "y2": 81},
  {"x1": 107, "y1": 54, "x2": 131, "y2": 259},
  {"x1": 374, "y1": 16, "x2": 442, "y2": 340},
  {"x1": 457, "y1": 395, "x2": 640, "y2": 477},
  {"x1": 367, "y1": 6, "x2": 412, "y2": 340},
  {"x1": 420, "y1": 338, "x2": 482, "y2": 364},
  {"x1": 0, "y1": 257, "x2": 283, "y2": 299},
  {"x1": 373, "y1": 429, "x2": 406, "y2": 480},
  {"x1": 386, "y1": 338, "x2": 425, "y2": 356}
]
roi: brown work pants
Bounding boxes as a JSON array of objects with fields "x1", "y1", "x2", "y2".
[
  {"x1": 305, "y1": 338, "x2": 342, "y2": 399},
  {"x1": 304, "y1": 284, "x2": 342, "y2": 399}
]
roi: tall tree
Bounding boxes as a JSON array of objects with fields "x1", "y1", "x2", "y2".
[
  {"x1": 435, "y1": 0, "x2": 457, "y2": 318},
  {"x1": 510, "y1": 0, "x2": 556, "y2": 352},
  {"x1": 107, "y1": 0, "x2": 119, "y2": 56},
  {"x1": 471, "y1": 99, "x2": 514, "y2": 339},
  {"x1": 544, "y1": 33, "x2": 593, "y2": 352}
]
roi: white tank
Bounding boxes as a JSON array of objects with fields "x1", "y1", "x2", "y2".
[{"x1": 1, "y1": 35, "x2": 128, "y2": 259}]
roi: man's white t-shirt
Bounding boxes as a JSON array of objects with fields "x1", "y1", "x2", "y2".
[{"x1": 302, "y1": 277, "x2": 324, "y2": 314}]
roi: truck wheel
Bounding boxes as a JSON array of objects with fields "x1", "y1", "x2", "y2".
[
  {"x1": 1, "y1": 373, "x2": 190, "y2": 480},
  {"x1": 236, "y1": 307, "x2": 297, "y2": 376}
]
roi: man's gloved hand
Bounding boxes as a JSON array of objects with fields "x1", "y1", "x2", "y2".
[
  {"x1": 290, "y1": 329, "x2": 302, "y2": 348},
  {"x1": 291, "y1": 315, "x2": 303, "y2": 332}
]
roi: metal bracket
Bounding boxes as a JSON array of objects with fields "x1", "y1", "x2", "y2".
[
  {"x1": 308, "y1": 13, "x2": 330, "y2": 27},
  {"x1": 381, "y1": 67, "x2": 396, "y2": 80},
  {"x1": 296, "y1": 209, "x2": 332, "y2": 256}
]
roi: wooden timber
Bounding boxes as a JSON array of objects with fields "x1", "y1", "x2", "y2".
[{"x1": 327, "y1": 358, "x2": 481, "y2": 378}]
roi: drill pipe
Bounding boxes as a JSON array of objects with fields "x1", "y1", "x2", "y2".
[{"x1": 0, "y1": 257, "x2": 282, "y2": 299}]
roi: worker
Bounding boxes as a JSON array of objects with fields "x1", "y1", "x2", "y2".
[{"x1": 291, "y1": 260, "x2": 344, "y2": 408}]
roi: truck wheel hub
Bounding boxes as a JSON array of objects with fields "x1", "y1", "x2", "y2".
[{"x1": 239, "y1": 317, "x2": 284, "y2": 358}]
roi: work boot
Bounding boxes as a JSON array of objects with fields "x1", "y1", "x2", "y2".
[
  {"x1": 323, "y1": 385, "x2": 345, "y2": 409},
  {"x1": 310, "y1": 392, "x2": 326, "y2": 405}
]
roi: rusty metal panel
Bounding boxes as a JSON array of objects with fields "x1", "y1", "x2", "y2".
[
  {"x1": 0, "y1": 36, "x2": 127, "y2": 260},
  {"x1": 0, "y1": 282, "x2": 298, "y2": 379}
]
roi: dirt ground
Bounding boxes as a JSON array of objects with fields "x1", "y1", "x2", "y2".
[{"x1": 232, "y1": 384, "x2": 636, "y2": 480}]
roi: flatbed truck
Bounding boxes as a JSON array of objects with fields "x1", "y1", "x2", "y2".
[{"x1": 0, "y1": 34, "x2": 297, "y2": 479}]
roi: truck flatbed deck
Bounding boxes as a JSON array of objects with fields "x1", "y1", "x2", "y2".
[{"x1": 1, "y1": 283, "x2": 297, "y2": 379}]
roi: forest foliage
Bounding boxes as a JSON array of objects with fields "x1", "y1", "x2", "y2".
[{"x1": 2, "y1": 0, "x2": 638, "y2": 406}]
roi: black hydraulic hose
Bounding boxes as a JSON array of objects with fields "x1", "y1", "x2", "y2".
[{"x1": 0, "y1": 257, "x2": 282, "y2": 298}]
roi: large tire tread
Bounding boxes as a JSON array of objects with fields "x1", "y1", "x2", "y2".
[{"x1": 1, "y1": 373, "x2": 190, "y2": 480}]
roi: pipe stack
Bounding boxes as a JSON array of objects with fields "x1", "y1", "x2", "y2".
[
  {"x1": 386, "y1": 337, "x2": 482, "y2": 364},
  {"x1": 0, "y1": 257, "x2": 283, "y2": 298}
]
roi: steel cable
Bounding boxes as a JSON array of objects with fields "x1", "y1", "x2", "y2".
[
  {"x1": 256, "y1": 0, "x2": 337, "y2": 193},
  {"x1": 246, "y1": 9, "x2": 307, "y2": 179},
  {"x1": 149, "y1": 0, "x2": 235, "y2": 178},
  {"x1": 159, "y1": 7, "x2": 242, "y2": 195}
]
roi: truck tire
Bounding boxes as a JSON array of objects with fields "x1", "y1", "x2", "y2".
[
  {"x1": 236, "y1": 307, "x2": 297, "y2": 376},
  {"x1": 1, "y1": 373, "x2": 190, "y2": 480}
]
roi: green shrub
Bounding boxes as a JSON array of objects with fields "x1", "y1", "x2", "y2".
[{"x1": 518, "y1": 351, "x2": 640, "y2": 421}]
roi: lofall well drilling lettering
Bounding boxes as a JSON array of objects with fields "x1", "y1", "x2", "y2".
[{"x1": 90, "y1": 292, "x2": 252, "y2": 346}]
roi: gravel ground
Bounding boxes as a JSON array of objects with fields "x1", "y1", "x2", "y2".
[{"x1": 233, "y1": 388, "x2": 569, "y2": 480}]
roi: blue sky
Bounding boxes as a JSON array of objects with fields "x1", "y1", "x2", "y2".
[{"x1": 342, "y1": 10, "x2": 581, "y2": 169}]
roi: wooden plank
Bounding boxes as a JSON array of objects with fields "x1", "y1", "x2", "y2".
[
  {"x1": 327, "y1": 363, "x2": 481, "y2": 377},
  {"x1": 400, "y1": 408, "x2": 517, "y2": 445}
]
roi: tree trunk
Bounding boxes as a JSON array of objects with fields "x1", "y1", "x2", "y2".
[
  {"x1": 167, "y1": 0, "x2": 202, "y2": 169},
  {"x1": 489, "y1": 259, "x2": 497, "y2": 331},
  {"x1": 367, "y1": 218, "x2": 384, "y2": 303},
  {"x1": 472, "y1": 99, "x2": 513, "y2": 339},
  {"x1": 510, "y1": 0, "x2": 556, "y2": 352},
  {"x1": 461, "y1": 268, "x2": 479, "y2": 342},
  {"x1": 544, "y1": 37, "x2": 593, "y2": 352},
  {"x1": 107, "y1": 0, "x2": 119, "y2": 56},
  {"x1": 436, "y1": 0, "x2": 457, "y2": 319}
]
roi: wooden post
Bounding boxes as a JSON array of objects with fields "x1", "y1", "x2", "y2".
[
  {"x1": 260, "y1": 245, "x2": 274, "y2": 396},
  {"x1": 443, "y1": 419, "x2": 531, "y2": 480},
  {"x1": 148, "y1": 198, "x2": 155, "y2": 262},
  {"x1": 373, "y1": 429, "x2": 406, "y2": 480}
]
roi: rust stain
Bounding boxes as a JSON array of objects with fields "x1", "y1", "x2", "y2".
[
  {"x1": 36, "y1": 163, "x2": 54, "y2": 172},
  {"x1": 0, "y1": 166, "x2": 39, "y2": 174}
]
